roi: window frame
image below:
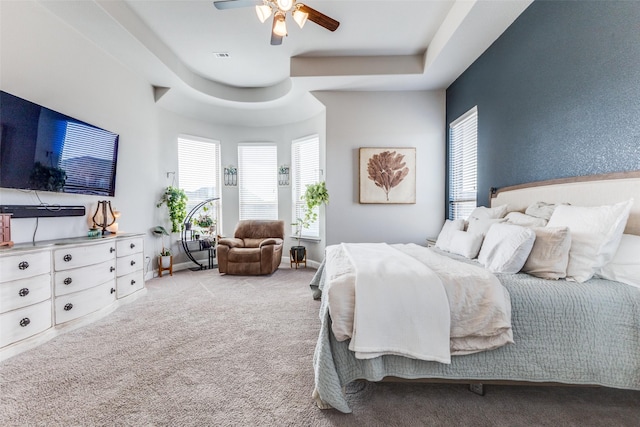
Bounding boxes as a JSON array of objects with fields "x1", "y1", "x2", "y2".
[
  {"x1": 291, "y1": 134, "x2": 320, "y2": 239},
  {"x1": 448, "y1": 106, "x2": 478, "y2": 220},
  {"x1": 238, "y1": 143, "x2": 278, "y2": 221}
]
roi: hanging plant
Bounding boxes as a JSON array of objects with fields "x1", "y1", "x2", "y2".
[
  {"x1": 293, "y1": 181, "x2": 329, "y2": 245},
  {"x1": 156, "y1": 186, "x2": 188, "y2": 233}
]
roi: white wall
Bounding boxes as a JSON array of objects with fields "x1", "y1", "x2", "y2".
[
  {"x1": 1, "y1": 2, "x2": 445, "y2": 273},
  {"x1": 1, "y1": 1, "x2": 160, "y2": 277},
  {"x1": 313, "y1": 91, "x2": 446, "y2": 247}
]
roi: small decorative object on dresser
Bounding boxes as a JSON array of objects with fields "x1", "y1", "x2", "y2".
[{"x1": 0, "y1": 213, "x2": 13, "y2": 247}]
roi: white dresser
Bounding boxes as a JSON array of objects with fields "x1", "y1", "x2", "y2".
[{"x1": 0, "y1": 233, "x2": 145, "y2": 360}]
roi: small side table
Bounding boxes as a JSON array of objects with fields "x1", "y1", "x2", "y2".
[
  {"x1": 426, "y1": 237, "x2": 437, "y2": 248},
  {"x1": 158, "y1": 255, "x2": 173, "y2": 277},
  {"x1": 290, "y1": 251, "x2": 306, "y2": 269}
]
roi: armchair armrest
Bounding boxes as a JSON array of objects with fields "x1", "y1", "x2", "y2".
[
  {"x1": 259, "y1": 238, "x2": 283, "y2": 247},
  {"x1": 218, "y1": 237, "x2": 245, "y2": 248}
]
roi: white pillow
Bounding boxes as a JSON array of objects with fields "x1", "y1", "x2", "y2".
[
  {"x1": 468, "y1": 204, "x2": 508, "y2": 221},
  {"x1": 435, "y1": 219, "x2": 465, "y2": 252},
  {"x1": 522, "y1": 227, "x2": 571, "y2": 280},
  {"x1": 478, "y1": 223, "x2": 536, "y2": 273},
  {"x1": 547, "y1": 199, "x2": 633, "y2": 283},
  {"x1": 448, "y1": 230, "x2": 484, "y2": 259},
  {"x1": 597, "y1": 234, "x2": 640, "y2": 289},
  {"x1": 505, "y1": 212, "x2": 548, "y2": 227},
  {"x1": 467, "y1": 217, "x2": 507, "y2": 236},
  {"x1": 525, "y1": 201, "x2": 559, "y2": 220}
]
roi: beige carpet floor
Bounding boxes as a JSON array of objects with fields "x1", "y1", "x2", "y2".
[{"x1": 1, "y1": 266, "x2": 639, "y2": 426}]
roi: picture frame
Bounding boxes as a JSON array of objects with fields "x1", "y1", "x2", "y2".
[{"x1": 359, "y1": 147, "x2": 416, "y2": 204}]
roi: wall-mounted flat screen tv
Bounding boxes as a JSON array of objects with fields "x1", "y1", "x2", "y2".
[{"x1": 0, "y1": 91, "x2": 119, "y2": 196}]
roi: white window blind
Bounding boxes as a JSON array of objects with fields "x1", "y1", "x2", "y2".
[
  {"x1": 238, "y1": 144, "x2": 278, "y2": 220},
  {"x1": 291, "y1": 135, "x2": 320, "y2": 238},
  {"x1": 178, "y1": 135, "x2": 221, "y2": 221},
  {"x1": 448, "y1": 106, "x2": 478, "y2": 220}
]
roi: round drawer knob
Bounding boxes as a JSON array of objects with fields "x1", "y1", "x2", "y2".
[
  {"x1": 130, "y1": 260, "x2": 136, "y2": 266},
  {"x1": 64, "y1": 303, "x2": 73, "y2": 311},
  {"x1": 18, "y1": 288, "x2": 30, "y2": 297},
  {"x1": 110, "y1": 247, "x2": 115, "y2": 253},
  {"x1": 63, "y1": 254, "x2": 72, "y2": 262},
  {"x1": 19, "y1": 318, "x2": 31, "y2": 327},
  {"x1": 130, "y1": 279, "x2": 136, "y2": 286},
  {"x1": 18, "y1": 261, "x2": 29, "y2": 270},
  {"x1": 110, "y1": 288, "x2": 116, "y2": 294},
  {"x1": 110, "y1": 266, "x2": 115, "y2": 272},
  {"x1": 64, "y1": 277, "x2": 73, "y2": 285},
  {"x1": 130, "y1": 243, "x2": 135, "y2": 249}
]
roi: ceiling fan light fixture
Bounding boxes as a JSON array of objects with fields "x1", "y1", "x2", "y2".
[
  {"x1": 273, "y1": 12, "x2": 287, "y2": 36},
  {"x1": 292, "y1": 8, "x2": 308, "y2": 28},
  {"x1": 276, "y1": 0, "x2": 294, "y2": 12},
  {"x1": 255, "y1": 5, "x2": 272, "y2": 23}
]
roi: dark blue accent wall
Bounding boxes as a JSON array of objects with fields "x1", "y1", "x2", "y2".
[{"x1": 446, "y1": 0, "x2": 640, "y2": 209}]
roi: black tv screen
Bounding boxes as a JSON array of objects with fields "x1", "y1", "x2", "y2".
[{"x1": 0, "y1": 91, "x2": 119, "y2": 196}]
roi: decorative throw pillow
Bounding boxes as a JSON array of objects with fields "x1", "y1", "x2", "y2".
[
  {"x1": 546, "y1": 199, "x2": 633, "y2": 283},
  {"x1": 522, "y1": 227, "x2": 572, "y2": 280},
  {"x1": 468, "y1": 204, "x2": 508, "y2": 221},
  {"x1": 467, "y1": 217, "x2": 507, "y2": 236},
  {"x1": 525, "y1": 201, "x2": 559, "y2": 220},
  {"x1": 597, "y1": 234, "x2": 640, "y2": 289},
  {"x1": 435, "y1": 219, "x2": 465, "y2": 252},
  {"x1": 505, "y1": 212, "x2": 548, "y2": 228},
  {"x1": 448, "y1": 230, "x2": 484, "y2": 259},
  {"x1": 478, "y1": 223, "x2": 536, "y2": 273}
]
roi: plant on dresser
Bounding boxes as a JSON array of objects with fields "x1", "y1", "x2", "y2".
[{"x1": 0, "y1": 234, "x2": 145, "y2": 361}]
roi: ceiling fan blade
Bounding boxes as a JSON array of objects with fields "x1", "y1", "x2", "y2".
[
  {"x1": 298, "y1": 4, "x2": 340, "y2": 32},
  {"x1": 271, "y1": 15, "x2": 283, "y2": 45},
  {"x1": 213, "y1": 0, "x2": 262, "y2": 10}
]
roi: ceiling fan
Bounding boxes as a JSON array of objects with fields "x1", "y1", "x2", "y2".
[{"x1": 213, "y1": 0, "x2": 340, "y2": 45}]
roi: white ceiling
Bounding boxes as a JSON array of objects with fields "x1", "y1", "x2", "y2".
[{"x1": 40, "y1": 0, "x2": 533, "y2": 127}]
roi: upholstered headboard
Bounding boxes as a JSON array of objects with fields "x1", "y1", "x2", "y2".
[{"x1": 490, "y1": 171, "x2": 640, "y2": 236}]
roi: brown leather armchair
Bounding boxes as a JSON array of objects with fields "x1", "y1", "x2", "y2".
[{"x1": 217, "y1": 220, "x2": 285, "y2": 275}]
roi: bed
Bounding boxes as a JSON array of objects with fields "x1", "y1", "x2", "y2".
[{"x1": 311, "y1": 171, "x2": 640, "y2": 413}]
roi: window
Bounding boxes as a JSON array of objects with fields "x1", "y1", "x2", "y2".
[
  {"x1": 291, "y1": 135, "x2": 320, "y2": 238},
  {"x1": 238, "y1": 144, "x2": 278, "y2": 220},
  {"x1": 178, "y1": 135, "x2": 221, "y2": 224},
  {"x1": 448, "y1": 106, "x2": 478, "y2": 220}
]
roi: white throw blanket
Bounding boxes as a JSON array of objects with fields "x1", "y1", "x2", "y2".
[
  {"x1": 324, "y1": 243, "x2": 513, "y2": 358},
  {"x1": 341, "y1": 243, "x2": 451, "y2": 362}
]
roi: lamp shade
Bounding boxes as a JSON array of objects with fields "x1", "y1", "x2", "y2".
[
  {"x1": 255, "y1": 5, "x2": 272, "y2": 23},
  {"x1": 293, "y1": 9, "x2": 308, "y2": 28},
  {"x1": 276, "y1": 0, "x2": 294, "y2": 12},
  {"x1": 273, "y1": 13, "x2": 287, "y2": 36}
]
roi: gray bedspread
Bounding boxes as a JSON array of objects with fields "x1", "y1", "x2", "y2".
[{"x1": 311, "y1": 249, "x2": 640, "y2": 413}]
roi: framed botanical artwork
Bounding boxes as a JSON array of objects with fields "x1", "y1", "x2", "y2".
[{"x1": 359, "y1": 147, "x2": 416, "y2": 204}]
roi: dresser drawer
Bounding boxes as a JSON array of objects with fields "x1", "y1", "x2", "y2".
[
  {"x1": 54, "y1": 260, "x2": 116, "y2": 296},
  {"x1": 116, "y1": 270, "x2": 144, "y2": 299},
  {"x1": 0, "y1": 251, "x2": 51, "y2": 283},
  {"x1": 117, "y1": 237, "x2": 143, "y2": 257},
  {"x1": 0, "y1": 274, "x2": 51, "y2": 314},
  {"x1": 54, "y1": 242, "x2": 116, "y2": 271},
  {"x1": 0, "y1": 300, "x2": 52, "y2": 348},
  {"x1": 116, "y1": 252, "x2": 143, "y2": 277},
  {"x1": 54, "y1": 281, "x2": 116, "y2": 325}
]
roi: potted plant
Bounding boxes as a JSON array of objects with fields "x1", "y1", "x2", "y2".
[
  {"x1": 291, "y1": 181, "x2": 329, "y2": 264},
  {"x1": 152, "y1": 226, "x2": 173, "y2": 271},
  {"x1": 156, "y1": 186, "x2": 188, "y2": 233}
]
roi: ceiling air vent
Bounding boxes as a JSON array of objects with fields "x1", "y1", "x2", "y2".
[{"x1": 213, "y1": 52, "x2": 230, "y2": 58}]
